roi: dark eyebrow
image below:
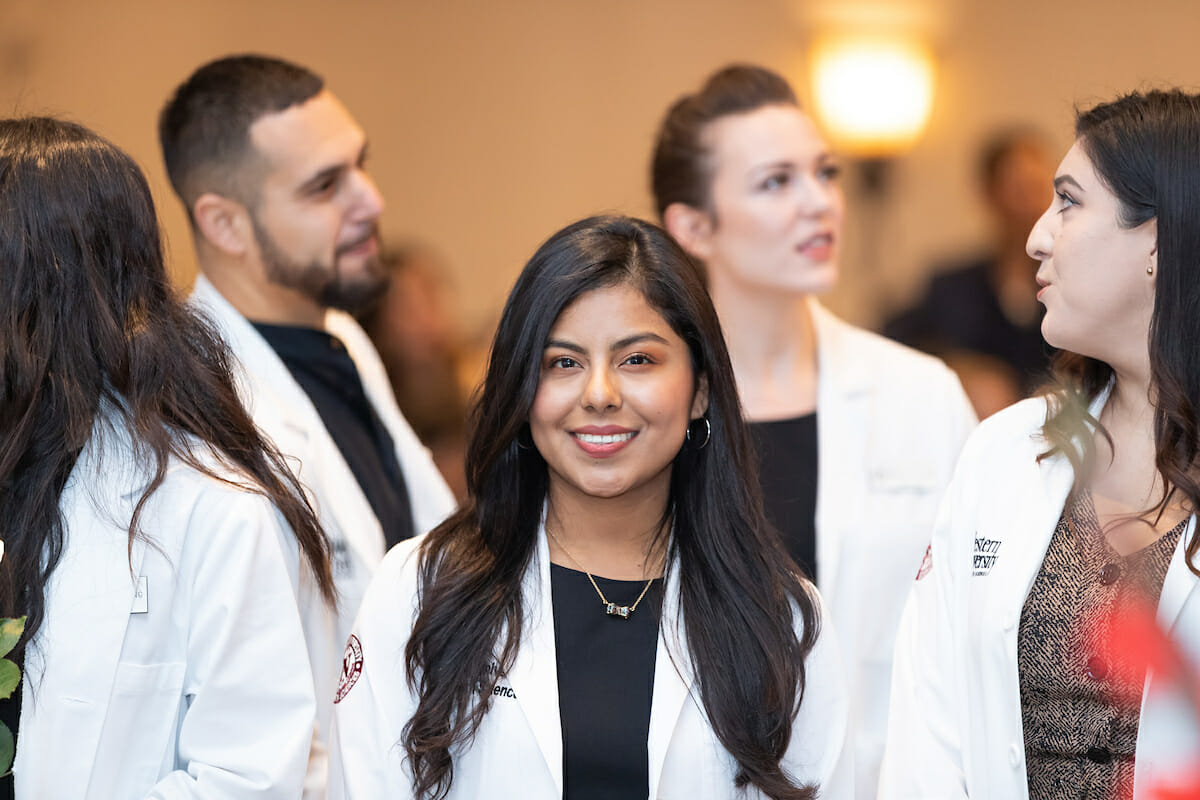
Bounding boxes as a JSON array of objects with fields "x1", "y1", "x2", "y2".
[
  {"x1": 1054, "y1": 174, "x2": 1085, "y2": 193},
  {"x1": 545, "y1": 338, "x2": 586, "y2": 355},
  {"x1": 751, "y1": 160, "x2": 794, "y2": 177},
  {"x1": 298, "y1": 142, "x2": 367, "y2": 196},
  {"x1": 612, "y1": 332, "x2": 669, "y2": 350},
  {"x1": 544, "y1": 332, "x2": 670, "y2": 354},
  {"x1": 298, "y1": 163, "x2": 344, "y2": 195}
]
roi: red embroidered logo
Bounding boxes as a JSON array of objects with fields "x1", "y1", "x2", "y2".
[
  {"x1": 915, "y1": 545, "x2": 933, "y2": 581},
  {"x1": 334, "y1": 634, "x2": 364, "y2": 703}
]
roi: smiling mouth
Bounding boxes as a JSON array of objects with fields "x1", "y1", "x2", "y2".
[{"x1": 574, "y1": 432, "x2": 635, "y2": 445}]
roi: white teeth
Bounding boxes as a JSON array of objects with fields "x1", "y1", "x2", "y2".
[{"x1": 576, "y1": 432, "x2": 634, "y2": 444}]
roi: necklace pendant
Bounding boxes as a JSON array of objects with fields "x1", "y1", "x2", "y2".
[{"x1": 605, "y1": 602, "x2": 630, "y2": 619}]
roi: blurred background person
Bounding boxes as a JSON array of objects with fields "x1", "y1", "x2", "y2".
[
  {"x1": 883, "y1": 88, "x2": 1200, "y2": 800},
  {"x1": 885, "y1": 128, "x2": 1058, "y2": 417},
  {"x1": 0, "y1": 116, "x2": 330, "y2": 798},
  {"x1": 356, "y1": 244, "x2": 475, "y2": 500},
  {"x1": 652, "y1": 64, "x2": 976, "y2": 800},
  {"x1": 159, "y1": 54, "x2": 456, "y2": 796}
]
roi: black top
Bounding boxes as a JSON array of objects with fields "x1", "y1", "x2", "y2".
[
  {"x1": 253, "y1": 323, "x2": 414, "y2": 548},
  {"x1": 550, "y1": 563, "x2": 663, "y2": 800},
  {"x1": 749, "y1": 413, "x2": 819, "y2": 582},
  {"x1": 884, "y1": 257, "x2": 1054, "y2": 395}
]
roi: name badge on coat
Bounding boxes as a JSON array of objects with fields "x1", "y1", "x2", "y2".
[{"x1": 131, "y1": 576, "x2": 148, "y2": 614}]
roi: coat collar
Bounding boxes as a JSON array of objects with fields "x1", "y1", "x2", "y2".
[
  {"x1": 23, "y1": 414, "x2": 148, "y2": 794},
  {"x1": 503, "y1": 514, "x2": 695, "y2": 798},
  {"x1": 809, "y1": 298, "x2": 875, "y2": 396}
]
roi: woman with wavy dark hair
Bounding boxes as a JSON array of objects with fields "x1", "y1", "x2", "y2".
[
  {"x1": 330, "y1": 215, "x2": 850, "y2": 799},
  {"x1": 883, "y1": 90, "x2": 1200, "y2": 799},
  {"x1": 0, "y1": 116, "x2": 334, "y2": 797}
]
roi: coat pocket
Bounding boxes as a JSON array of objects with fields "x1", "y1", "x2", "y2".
[{"x1": 89, "y1": 661, "x2": 186, "y2": 797}]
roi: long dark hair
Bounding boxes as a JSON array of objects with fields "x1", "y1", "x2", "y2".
[
  {"x1": 651, "y1": 63, "x2": 799, "y2": 219},
  {"x1": 0, "y1": 117, "x2": 336, "y2": 656},
  {"x1": 403, "y1": 215, "x2": 820, "y2": 799},
  {"x1": 1039, "y1": 89, "x2": 1200, "y2": 575}
]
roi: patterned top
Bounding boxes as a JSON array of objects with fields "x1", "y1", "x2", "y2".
[{"x1": 1018, "y1": 490, "x2": 1184, "y2": 800}]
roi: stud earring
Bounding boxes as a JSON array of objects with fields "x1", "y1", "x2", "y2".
[{"x1": 1147, "y1": 265, "x2": 1155, "y2": 275}]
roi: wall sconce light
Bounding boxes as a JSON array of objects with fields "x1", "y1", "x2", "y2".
[
  {"x1": 810, "y1": 34, "x2": 936, "y2": 161},
  {"x1": 808, "y1": 32, "x2": 937, "y2": 287}
]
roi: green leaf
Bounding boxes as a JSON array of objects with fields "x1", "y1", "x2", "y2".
[
  {"x1": 0, "y1": 660, "x2": 20, "y2": 700},
  {"x1": 0, "y1": 721, "x2": 13, "y2": 775},
  {"x1": 0, "y1": 617, "x2": 26, "y2": 659}
]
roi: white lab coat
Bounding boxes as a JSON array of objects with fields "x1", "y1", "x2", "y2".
[
  {"x1": 14, "y1": 412, "x2": 316, "y2": 798},
  {"x1": 807, "y1": 301, "x2": 976, "y2": 799},
  {"x1": 880, "y1": 391, "x2": 1200, "y2": 799},
  {"x1": 190, "y1": 274, "x2": 457, "y2": 776},
  {"x1": 329, "y1": 526, "x2": 854, "y2": 799}
]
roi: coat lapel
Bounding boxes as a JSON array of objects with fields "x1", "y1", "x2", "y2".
[
  {"x1": 1157, "y1": 516, "x2": 1199, "y2": 632},
  {"x1": 504, "y1": 521, "x2": 697, "y2": 798},
  {"x1": 647, "y1": 561, "x2": 693, "y2": 799},
  {"x1": 505, "y1": 522, "x2": 564, "y2": 795},
  {"x1": 811, "y1": 299, "x2": 874, "y2": 604},
  {"x1": 25, "y1": 419, "x2": 147, "y2": 796},
  {"x1": 190, "y1": 276, "x2": 386, "y2": 567},
  {"x1": 1004, "y1": 391, "x2": 1110, "y2": 619},
  {"x1": 325, "y1": 311, "x2": 456, "y2": 535}
]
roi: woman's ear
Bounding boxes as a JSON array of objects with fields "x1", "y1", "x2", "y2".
[
  {"x1": 691, "y1": 373, "x2": 710, "y2": 419},
  {"x1": 663, "y1": 202, "x2": 715, "y2": 262}
]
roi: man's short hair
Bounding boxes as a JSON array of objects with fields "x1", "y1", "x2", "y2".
[{"x1": 159, "y1": 54, "x2": 324, "y2": 217}]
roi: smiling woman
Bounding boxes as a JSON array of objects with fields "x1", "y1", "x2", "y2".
[
  {"x1": 530, "y1": 283, "x2": 707, "y2": 517},
  {"x1": 330, "y1": 215, "x2": 852, "y2": 800}
]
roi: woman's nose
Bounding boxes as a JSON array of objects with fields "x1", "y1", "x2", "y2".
[
  {"x1": 1026, "y1": 204, "x2": 1055, "y2": 261},
  {"x1": 583, "y1": 366, "x2": 620, "y2": 410}
]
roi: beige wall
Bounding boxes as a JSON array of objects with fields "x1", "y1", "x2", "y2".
[{"x1": 3, "y1": 0, "x2": 1198, "y2": 337}]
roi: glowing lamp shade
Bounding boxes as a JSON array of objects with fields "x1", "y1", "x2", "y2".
[{"x1": 811, "y1": 37, "x2": 936, "y2": 157}]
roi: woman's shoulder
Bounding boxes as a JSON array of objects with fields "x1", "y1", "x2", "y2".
[
  {"x1": 354, "y1": 535, "x2": 427, "y2": 637},
  {"x1": 373, "y1": 536, "x2": 427, "y2": 596},
  {"x1": 70, "y1": 415, "x2": 275, "y2": 523},
  {"x1": 963, "y1": 396, "x2": 1050, "y2": 454},
  {"x1": 813, "y1": 304, "x2": 965, "y2": 387}
]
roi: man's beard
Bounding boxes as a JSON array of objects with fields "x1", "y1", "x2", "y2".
[{"x1": 254, "y1": 218, "x2": 390, "y2": 315}]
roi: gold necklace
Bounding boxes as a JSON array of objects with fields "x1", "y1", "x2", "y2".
[{"x1": 545, "y1": 526, "x2": 656, "y2": 619}]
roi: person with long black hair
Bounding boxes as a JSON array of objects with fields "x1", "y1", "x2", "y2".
[
  {"x1": 330, "y1": 215, "x2": 850, "y2": 799},
  {"x1": 0, "y1": 116, "x2": 334, "y2": 797},
  {"x1": 882, "y1": 90, "x2": 1200, "y2": 799}
]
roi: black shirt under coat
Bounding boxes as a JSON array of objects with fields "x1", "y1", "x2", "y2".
[
  {"x1": 551, "y1": 564, "x2": 663, "y2": 800},
  {"x1": 749, "y1": 413, "x2": 819, "y2": 582},
  {"x1": 253, "y1": 322, "x2": 415, "y2": 549}
]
